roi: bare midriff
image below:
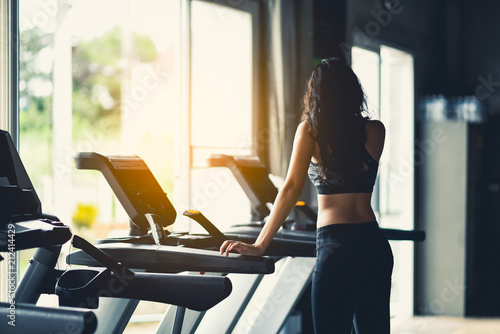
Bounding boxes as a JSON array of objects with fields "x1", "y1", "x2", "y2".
[{"x1": 316, "y1": 192, "x2": 377, "y2": 228}]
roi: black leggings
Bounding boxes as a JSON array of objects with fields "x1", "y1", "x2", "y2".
[{"x1": 312, "y1": 221, "x2": 393, "y2": 334}]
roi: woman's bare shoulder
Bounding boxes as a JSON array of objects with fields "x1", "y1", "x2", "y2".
[
  {"x1": 366, "y1": 119, "x2": 385, "y2": 137},
  {"x1": 297, "y1": 120, "x2": 317, "y2": 139},
  {"x1": 365, "y1": 120, "x2": 385, "y2": 161}
]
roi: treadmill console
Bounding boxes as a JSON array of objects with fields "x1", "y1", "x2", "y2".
[
  {"x1": 208, "y1": 154, "x2": 318, "y2": 223},
  {"x1": 74, "y1": 152, "x2": 177, "y2": 234},
  {"x1": 0, "y1": 130, "x2": 42, "y2": 224},
  {"x1": 0, "y1": 130, "x2": 71, "y2": 250}
]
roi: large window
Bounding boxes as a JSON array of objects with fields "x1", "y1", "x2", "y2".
[
  {"x1": 19, "y1": 0, "x2": 181, "y2": 239},
  {"x1": 17, "y1": 0, "x2": 259, "y2": 329},
  {"x1": 352, "y1": 46, "x2": 415, "y2": 319},
  {"x1": 19, "y1": 0, "x2": 260, "y2": 237},
  {"x1": 19, "y1": 0, "x2": 182, "y2": 326}
]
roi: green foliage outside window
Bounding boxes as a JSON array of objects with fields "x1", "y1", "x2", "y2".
[
  {"x1": 21, "y1": 25, "x2": 159, "y2": 141},
  {"x1": 20, "y1": 24, "x2": 158, "y2": 184}
]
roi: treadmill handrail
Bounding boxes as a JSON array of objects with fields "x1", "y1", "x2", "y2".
[
  {"x1": 72, "y1": 235, "x2": 134, "y2": 277},
  {"x1": 67, "y1": 242, "x2": 275, "y2": 274},
  {"x1": 183, "y1": 210, "x2": 228, "y2": 243},
  {"x1": 56, "y1": 268, "x2": 232, "y2": 311}
]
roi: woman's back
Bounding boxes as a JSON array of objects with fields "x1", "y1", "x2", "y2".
[{"x1": 311, "y1": 120, "x2": 385, "y2": 227}]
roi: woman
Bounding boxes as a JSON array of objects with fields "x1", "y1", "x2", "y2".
[{"x1": 220, "y1": 58, "x2": 393, "y2": 333}]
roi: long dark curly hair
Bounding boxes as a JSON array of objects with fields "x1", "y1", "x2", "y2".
[{"x1": 301, "y1": 57, "x2": 370, "y2": 181}]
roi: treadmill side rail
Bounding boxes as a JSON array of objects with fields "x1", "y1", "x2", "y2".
[
  {"x1": 67, "y1": 243, "x2": 275, "y2": 274},
  {"x1": 0, "y1": 303, "x2": 97, "y2": 334}
]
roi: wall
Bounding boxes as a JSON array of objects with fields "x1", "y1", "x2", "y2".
[
  {"x1": 345, "y1": 0, "x2": 447, "y2": 96},
  {"x1": 462, "y1": 0, "x2": 500, "y2": 96},
  {"x1": 463, "y1": 1, "x2": 500, "y2": 308},
  {"x1": 309, "y1": 0, "x2": 500, "y2": 316},
  {"x1": 434, "y1": 0, "x2": 500, "y2": 316}
]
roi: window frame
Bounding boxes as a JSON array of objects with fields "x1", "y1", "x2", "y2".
[
  {"x1": 0, "y1": 0, "x2": 19, "y2": 302},
  {"x1": 0, "y1": 0, "x2": 18, "y2": 139}
]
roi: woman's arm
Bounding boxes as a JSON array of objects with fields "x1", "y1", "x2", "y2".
[{"x1": 220, "y1": 121, "x2": 316, "y2": 257}]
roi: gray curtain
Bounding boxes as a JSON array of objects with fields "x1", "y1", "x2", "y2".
[{"x1": 264, "y1": 0, "x2": 313, "y2": 177}]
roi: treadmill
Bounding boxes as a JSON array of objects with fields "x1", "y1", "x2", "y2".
[
  {"x1": 70, "y1": 152, "x2": 281, "y2": 334},
  {"x1": 0, "y1": 129, "x2": 96, "y2": 334},
  {"x1": 71, "y1": 152, "x2": 314, "y2": 334},
  {"x1": 72, "y1": 152, "x2": 425, "y2": 334},
  {"x1": 0, "y1": 129, "x2": 98, "y2": 334},
  {"x1": 0, "y1": 130, "x2": 253, "y2": 334},
  {"x1": 72, "y1": 152, "x2": 315, "y2": 257}
]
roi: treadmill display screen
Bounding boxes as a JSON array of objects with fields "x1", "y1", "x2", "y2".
[{"x1": 108, "y1": 156, "x2": 149, "y2": 170}]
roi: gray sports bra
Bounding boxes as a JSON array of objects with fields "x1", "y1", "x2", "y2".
[{"x1": 308, "y1": 146, "x2": 379, "y2": 194}]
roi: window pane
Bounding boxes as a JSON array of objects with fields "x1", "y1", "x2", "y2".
[
  {"x1": 380, "y1": 45, "x2": 415, "y2": 319},
  {"x1": 352, "y1": 46, "x2": 381, "y2": 214},
  {"x1": 188, "y1": 1, "x2": 256, "y2": 231},
  {"x1": 352, "y1": 46, "x2": 380, "y2": 119},
  {"x1": 190, "y1": 0, "x2": 253, "y2": 149},
  {"x1": 18, "y1": 1, "x2": 181, "y2": 318},
  {"x1": 380, "y1": 46, "x2": 414, "y2": 227},
  {"x1": 19, "y1": 0, "x2": 180, "y2": 238}
]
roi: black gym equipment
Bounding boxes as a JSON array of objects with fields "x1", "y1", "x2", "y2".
[
  {"x1": 70, "y1": 152, "x2": 312, "y2": 334},
  {"x1": 72, "y1": 152, "x2": 316, "y2": 257},
  {"x1": 66, "y1": 152, "x2": 278, "y2": 333},
  {"x1": 0, "y1": 129, "x2": 96, "y2": 334},
  {"x1": 0, "y1": 130, "x2": 245, "y2": 334},
  {"x1": 70, "y1": 151, "x2": 425, "y2": 333}
]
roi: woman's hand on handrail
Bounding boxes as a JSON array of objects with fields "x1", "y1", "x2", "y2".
[{"x1": 220, "y1": 240, "x2": 264, "y2": 257}]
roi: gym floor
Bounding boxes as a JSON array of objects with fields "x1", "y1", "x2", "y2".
[
  {"x1": 121, "y1": 317, "x2": 500, "y2": 333},
  {"x1": 391, "y1": 316, "x2": 500, "y2": 334}
]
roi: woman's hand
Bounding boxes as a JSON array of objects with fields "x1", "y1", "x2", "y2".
[{"x1": 220, "y1": 240, "x2": 264, "y2": 257}]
